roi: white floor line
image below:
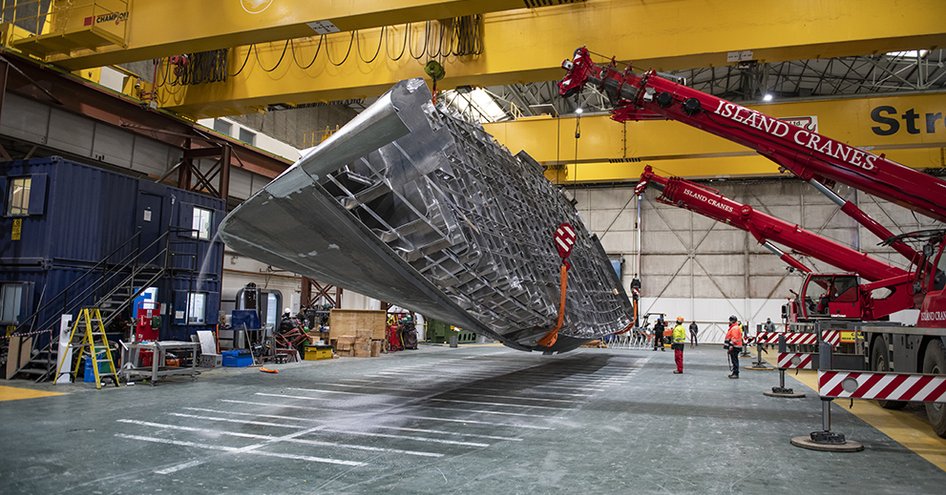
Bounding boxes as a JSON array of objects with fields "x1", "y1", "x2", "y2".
[
  {"x1": 424, "y1": 406, "x2": 556, "y2": 418},
  {"x1": 460, "y1": 386, "x2": 592, "y2": 397},
  {"x1": 220, "y1": 399, "x2": 340, "y2": 411},
  {"x1": 445, "y1": 392, "x2": 578, "y2": 403},
  {"x1": 374, "y1": 425, "x2": 522, "y2": 441},
  {"x1": 428, "y1": 398, "x2": 571, "y2": 410},
  {"x1": 115, "y1": 434, "x2": 365, "y2": 468},
  {"x1": 285, "y1": 387, "x2": 376, "y2": 396},
  {"x1": 256, "y1": 392, "x2": 355, "y2": 402},
  {"x1": 317, "y1": 429, "x2": 488, "y2": 447},
  {"x1": 116, "y1": 419, "x2": 443, "y2": 458},
  {"x1": 183, "y1": 407, "x2": 321, "y2": 423},
  {"x1": 167, "y1": 412, "x2": 301, "y2": 429},
  {"x1": 397, "y1": 414, "x2": 552, "y2": 430},
  {"x1": 330, "y1": 383, "x2": 426, "y2": 392}
]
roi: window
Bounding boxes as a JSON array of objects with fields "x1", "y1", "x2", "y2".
[
  {"x1": 187, "y1": 292, "x2": 207, "y2": 325},
  {"x1": 239, "y1": 127, "x2": 257, "y2": 146},
  {"x1": 8, "y1": 177, "x2": 31, "y2": 216},
  {"x1": 192, "y1": 206, "x2": 212, "y2": 240},
  {"x1": 0, "y1": 283, "x2": 25, "y2": 323},
  {"x1": 213, "y1": 118, "x2": 232, "y2": 136}
]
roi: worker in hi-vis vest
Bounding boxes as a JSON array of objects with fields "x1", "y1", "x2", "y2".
[
  {"x1": 671, "y1": 316, "x2": 687, "y2": 374},
  {"x1": 724, "y1": 316, "x2": 744, "y2": 379}
]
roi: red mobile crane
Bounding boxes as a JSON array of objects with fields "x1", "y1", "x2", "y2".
[{"x1": 559, "y1": 47, "x2": 946, "y2": 435}]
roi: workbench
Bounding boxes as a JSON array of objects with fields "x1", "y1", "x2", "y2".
[{"x1": 122, "y1": 341, "x2": 201, "y2": 385}]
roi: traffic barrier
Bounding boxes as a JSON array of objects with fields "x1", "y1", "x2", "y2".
[
  {"x1": 818, "y1": 370, "x2": 946, "y2": 403},
  {"x1": 754, "y1": 331, "x2": 840, "y2": 346},
  {"x1": 777, "y1": 352, "x2": 813, "y2": 370}
]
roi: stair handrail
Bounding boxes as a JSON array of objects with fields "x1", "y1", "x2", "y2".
[{"x1": 10, "y1": 230, "x2": 143, "y2": 336}]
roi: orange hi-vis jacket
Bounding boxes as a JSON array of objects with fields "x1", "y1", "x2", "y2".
[{"x1": 725, "y1": 323, "x2": 744, "y2": 347}]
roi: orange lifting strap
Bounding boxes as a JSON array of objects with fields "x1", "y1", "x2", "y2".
[{"x1": 537, "y1": 264, "x2": 569, "y2": 348}]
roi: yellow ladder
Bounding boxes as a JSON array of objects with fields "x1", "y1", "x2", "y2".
[{"x1": 55, "y1": 308, "x2": 120, "y2": 389}]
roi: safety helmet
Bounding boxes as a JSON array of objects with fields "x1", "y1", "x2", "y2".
[
  {"x1": 284, "y1": 307, "x2": 292, "y2": 314},
  {"x1": 729, "y1": 315, "x2": 738, "y2": 323},
  {"x1": 676, "y1": 316, "x2": 684, "y2": 323}
]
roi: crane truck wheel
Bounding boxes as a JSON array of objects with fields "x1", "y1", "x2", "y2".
[
  {"x1": 922, "y1": 340, "x2": 946, "y2": 438},
  {"x1": 871, "y1": 339, "x2": 906, "y2": 410}
]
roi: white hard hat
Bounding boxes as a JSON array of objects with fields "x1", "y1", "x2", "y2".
[{"x1": 285, "y1": 308, "x2": 292, "y2": 313}]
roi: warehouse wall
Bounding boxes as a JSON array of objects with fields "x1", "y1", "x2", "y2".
[{"x1": 571, "y1": 177, "x2": 942, "y2": 343}]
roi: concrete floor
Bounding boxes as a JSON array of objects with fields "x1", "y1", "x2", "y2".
[{"x1": 1, "y1": 344, "x2": 945, "y2": 494}]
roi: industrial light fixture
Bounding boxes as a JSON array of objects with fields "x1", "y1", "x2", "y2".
[
  {"x1": 575, "y1": 107, "x2": 584, "y2": 114},
  {"x1": 762, "y1": 93, "x2": 774, "y2": 102}
]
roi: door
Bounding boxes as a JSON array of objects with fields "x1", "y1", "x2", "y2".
[{"x1": 136, "y1": 192, "x2": 164, "y2": 265}]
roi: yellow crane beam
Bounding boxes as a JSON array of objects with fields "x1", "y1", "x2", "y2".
[
  {"x1": 15, "y1": 0, "x2": 531, "y2": 70},
  {"x1": 156, "y1": 0, "x2": 946, "y2": 117},
  {"x1": 482, "y1": 91, "x2": 946, "y2": 183}
]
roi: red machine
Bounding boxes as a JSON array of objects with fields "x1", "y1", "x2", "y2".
[
  {"x1": 558, "y1": 46, "x2": 946, "y2": 328},
  {"x1": 134, "y1": 304, "x2": 160, "y2": 342},
  {"x1": 635, "y1": 166, "x2": 914, "y2": 321},
  {"x1": 560, "y1": 47, "x2": 946, "y2": 435}
]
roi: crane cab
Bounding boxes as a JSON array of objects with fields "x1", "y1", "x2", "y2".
[
  {"x1": 918, "y1": 235, "x2": 946, "y2": 327},
  {"x1": 798, "y1": 274, "x2": 863, "y2": 320}
]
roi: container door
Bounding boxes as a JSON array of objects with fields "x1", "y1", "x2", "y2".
[{"x1": 136, "y1": 192, "x2": 164, "y2": 265}]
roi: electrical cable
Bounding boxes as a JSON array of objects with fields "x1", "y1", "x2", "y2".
[
  {"x1": 326, "y1": 31, "x2": 356, "y2": 66},
  {"x1": 230, "y1": 45, "x2": 252, "y2": 77},
  {"x1": 254, "y1": 40, "x2": 289, "y2": 72},
  {"x1": 290, "y1": 36, "x2": 323, "y2": 70},
  {"x1": 385, "y1": 23, "x2": 409, "y2": 61},
  {"x1": 356, "y1": 26, "x2": 385, "y2": 64},
  {"x1": 409, "y1": 21, "x2": 428, "y2": 60}
]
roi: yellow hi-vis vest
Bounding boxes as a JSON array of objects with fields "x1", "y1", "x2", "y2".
[{"x1": 672, "y1": 324, "x2": 687, "y2": 344}]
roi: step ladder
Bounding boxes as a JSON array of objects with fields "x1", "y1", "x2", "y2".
[{"x1": 54, "y1": 308, "x2": 121, "y2": 389}]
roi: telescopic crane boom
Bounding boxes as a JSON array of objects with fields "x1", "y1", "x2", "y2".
[
  {"x1": 558, "y1": 47, "x2": 940, "y2": 266},
  {"x1": 636, "y1": 166, "x2": 915, "y2": 320}
]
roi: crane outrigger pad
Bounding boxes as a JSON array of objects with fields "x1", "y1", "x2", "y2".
[{"x1": 219, "y1": 79, "x2": 633, "y2": 352}]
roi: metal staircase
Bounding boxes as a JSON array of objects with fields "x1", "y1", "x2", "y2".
[{"x1": 8, "y1": 228, "x2": 197, "y2": 382}]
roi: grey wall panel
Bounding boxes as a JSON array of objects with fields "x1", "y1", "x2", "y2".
[
  {"x1": 132, "y1": 137, "x2": 175, "y2": 176},
  {"x1": 0, "y1": 94, "x2": 48, "y2": 143},
  {"x1": 90, "y1": 122, "x2": 134, "y2": 167},
  {"x1": 47, "y1": 108, "x2": 94, "y2": 156}
]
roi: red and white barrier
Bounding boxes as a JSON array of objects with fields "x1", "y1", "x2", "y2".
[
  {"x1": 754, "y1": 331, "x2": 840, "y2": 346},
  {"x1": 818, "y1": 370, "x2": 946, "y2": 403},
  {"x1": 777, "y1": 352, "x2": 813, "y2": 369}
]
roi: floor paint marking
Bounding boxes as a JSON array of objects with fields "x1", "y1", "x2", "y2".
[
  {"x1": 398, "y1": 414, "x2": 552, "y2": 430},
  {"x1": 458, "y1": 386, "x2": 592, "y2": 397},
  {"x1": 167, "y1": 412, "x2": 302, "y2": 429},
  {"x1": 317, "y1": 429, "x2": 489, "y2": 447},
  {"x1": 446, "y1": 392, "x2": 578, "y2": 403},
  {"x1": 425, "y1": 405, "x2": 558, "y2": 418},
  {"x1": 117, "y1": 419, "x2": 443, "y2": 458},
  {"x1": 220, "y1": 399, "x2": 339, "y2": 411},
  {"x1": 428, "y1": 398, "x2": 571, "y2": 410},
  {"x1": 183, "y1": 407, "x2": 322, "y2": 423},
  {"x1": 375, "y1": 425, "x2": 522, "y2": 441},
  {"x1": 115, "y1": 434, "x2": 365, "y2": 467}
]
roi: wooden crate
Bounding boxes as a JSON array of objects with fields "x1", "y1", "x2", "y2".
[{"x1": 329, "y1": 309, "x2": 386, "y2": 341}]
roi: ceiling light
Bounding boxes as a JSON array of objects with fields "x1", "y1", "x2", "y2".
[
  {"x1": 575, "y1": 107, "x2": 584, "y2": 115},
  {"x1": 762, "y1": 93, "x2": 774, "y2": 102}
]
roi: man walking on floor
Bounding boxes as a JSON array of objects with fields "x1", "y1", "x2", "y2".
[
  {"x1": 672, "y1": 316, "x2": 687, "y2": 374},
  {"x1": 724, "y1": 315, "x2": 744, "y2": 379},
  {"x1": 689, "y1": 320, "x2": 699, "y2": 348}
]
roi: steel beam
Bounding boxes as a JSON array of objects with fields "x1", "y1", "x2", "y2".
[
  {"x1": 158, "y1": 0, "x2": 946, "y2": 117},
  {"x1": 33, "y1": 0, "x2": 530, "y2": 70}
]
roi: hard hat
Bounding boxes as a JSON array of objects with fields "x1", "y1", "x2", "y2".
[
  {"x1": 284, "y1": 307, "x2": 292, "y2": 314},
  {"x1": 729, "y1": 315, "x2": 738, "y2": 323},
  {"x1": 676, "y1": 316, "x2": 684, "y2": 322}
]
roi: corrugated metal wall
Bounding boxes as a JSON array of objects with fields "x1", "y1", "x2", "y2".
[{"x1": 0, "y1": 158, "x2": 224, "y2": 340}]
